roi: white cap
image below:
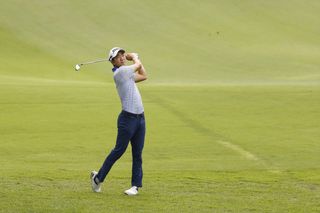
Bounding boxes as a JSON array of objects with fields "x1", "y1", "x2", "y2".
[{"x1": 108, "y1": 47, "x2": 125, "y2": 61}]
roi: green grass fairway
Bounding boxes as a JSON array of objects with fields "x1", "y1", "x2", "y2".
[
  {"x1": 1, "y1": 82, "x2": 319, "y2": 212},
  {"x1": 1, "y1": 0, "x2": 320, "y2": 212}
]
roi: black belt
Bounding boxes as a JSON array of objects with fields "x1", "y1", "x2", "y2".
[{"x1": 121, "y1": 110, "x2": 144, "y2": 118}]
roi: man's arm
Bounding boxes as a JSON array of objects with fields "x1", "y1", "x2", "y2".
[
  {"x1": 126, "y1": 53, "x2": 147, "y2": 83},
  {"x1": 126, "y1": 53, "x2": 141, "y2": 71},
  {"x1": 135, "y1": 63, "x2": 147, "y2": 83}
]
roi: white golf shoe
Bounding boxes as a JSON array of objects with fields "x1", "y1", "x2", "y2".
[
  {"x1": 90, "y1": 171, "x2": 101, "y2": 193},
  {"x1": 124, "y1": 186, "x2": 139, "y2": 196}
]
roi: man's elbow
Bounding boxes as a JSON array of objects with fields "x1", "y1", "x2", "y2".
[
  {"x1": 143, "y1": 75, "x2": 147, "y2": 80},
  {"x1": 135, "y1": 75, "x2": 147, "y2": 83},
  {"x1": 140, "y1": 75, "x2": 147, "y2": 82}
]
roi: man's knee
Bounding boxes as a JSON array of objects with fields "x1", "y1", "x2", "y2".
[{"x1": 108, "y1": 147, "x2": 126, "y2": 161}]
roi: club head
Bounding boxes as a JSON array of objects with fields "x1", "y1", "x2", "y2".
[{"x1": 75, "y1": 64, "x2": 81, "y2": 71}]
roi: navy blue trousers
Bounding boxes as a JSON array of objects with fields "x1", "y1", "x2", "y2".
[{"x1": 96, "y1": 110, "x2": 146, "y2": 187}]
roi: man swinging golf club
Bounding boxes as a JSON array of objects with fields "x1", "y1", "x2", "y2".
[{"x1": 91, "y1": 47, "x2": 147, "y2": 195}]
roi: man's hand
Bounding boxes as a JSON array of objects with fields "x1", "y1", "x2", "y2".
[
  {"x1": 126, "y1": 52, "x2": 145, "y2": 82},
  {"x1": 125, "y1": 53, "x2": 139, "y2": 61}
]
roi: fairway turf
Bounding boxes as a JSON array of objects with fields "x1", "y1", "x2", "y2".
[
  {"x1": 1, "y1": 82, "x2": 319, "y2": 212},
  {"x1": 1, "y1": 0, "x2": 320, "y2": 212}
]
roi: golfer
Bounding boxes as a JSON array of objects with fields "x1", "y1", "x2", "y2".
[{"x1": 91, "y1": 47, "x2": 147, "y2": 196}]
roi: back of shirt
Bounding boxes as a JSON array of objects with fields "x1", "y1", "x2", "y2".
[{"x1": 113, "y1": 65, "x2": 144, "y2": 114}]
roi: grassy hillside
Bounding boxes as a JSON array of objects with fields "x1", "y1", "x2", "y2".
[{"x1": 1, "y1": 0, "x2": 320, "y2": 84}]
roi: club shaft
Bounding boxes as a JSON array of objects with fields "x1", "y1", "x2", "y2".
[{"x1": 80, "y1": 59, "x2": 108, "y2": 66}]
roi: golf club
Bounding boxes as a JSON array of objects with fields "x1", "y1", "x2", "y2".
[{"x1": 75, "y1": 58, "x2": 108, "y2": 71}]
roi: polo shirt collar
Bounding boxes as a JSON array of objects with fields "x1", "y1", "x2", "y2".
[{"x1": 112, "y1": 66, "x2": 119, "y2": 72}]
